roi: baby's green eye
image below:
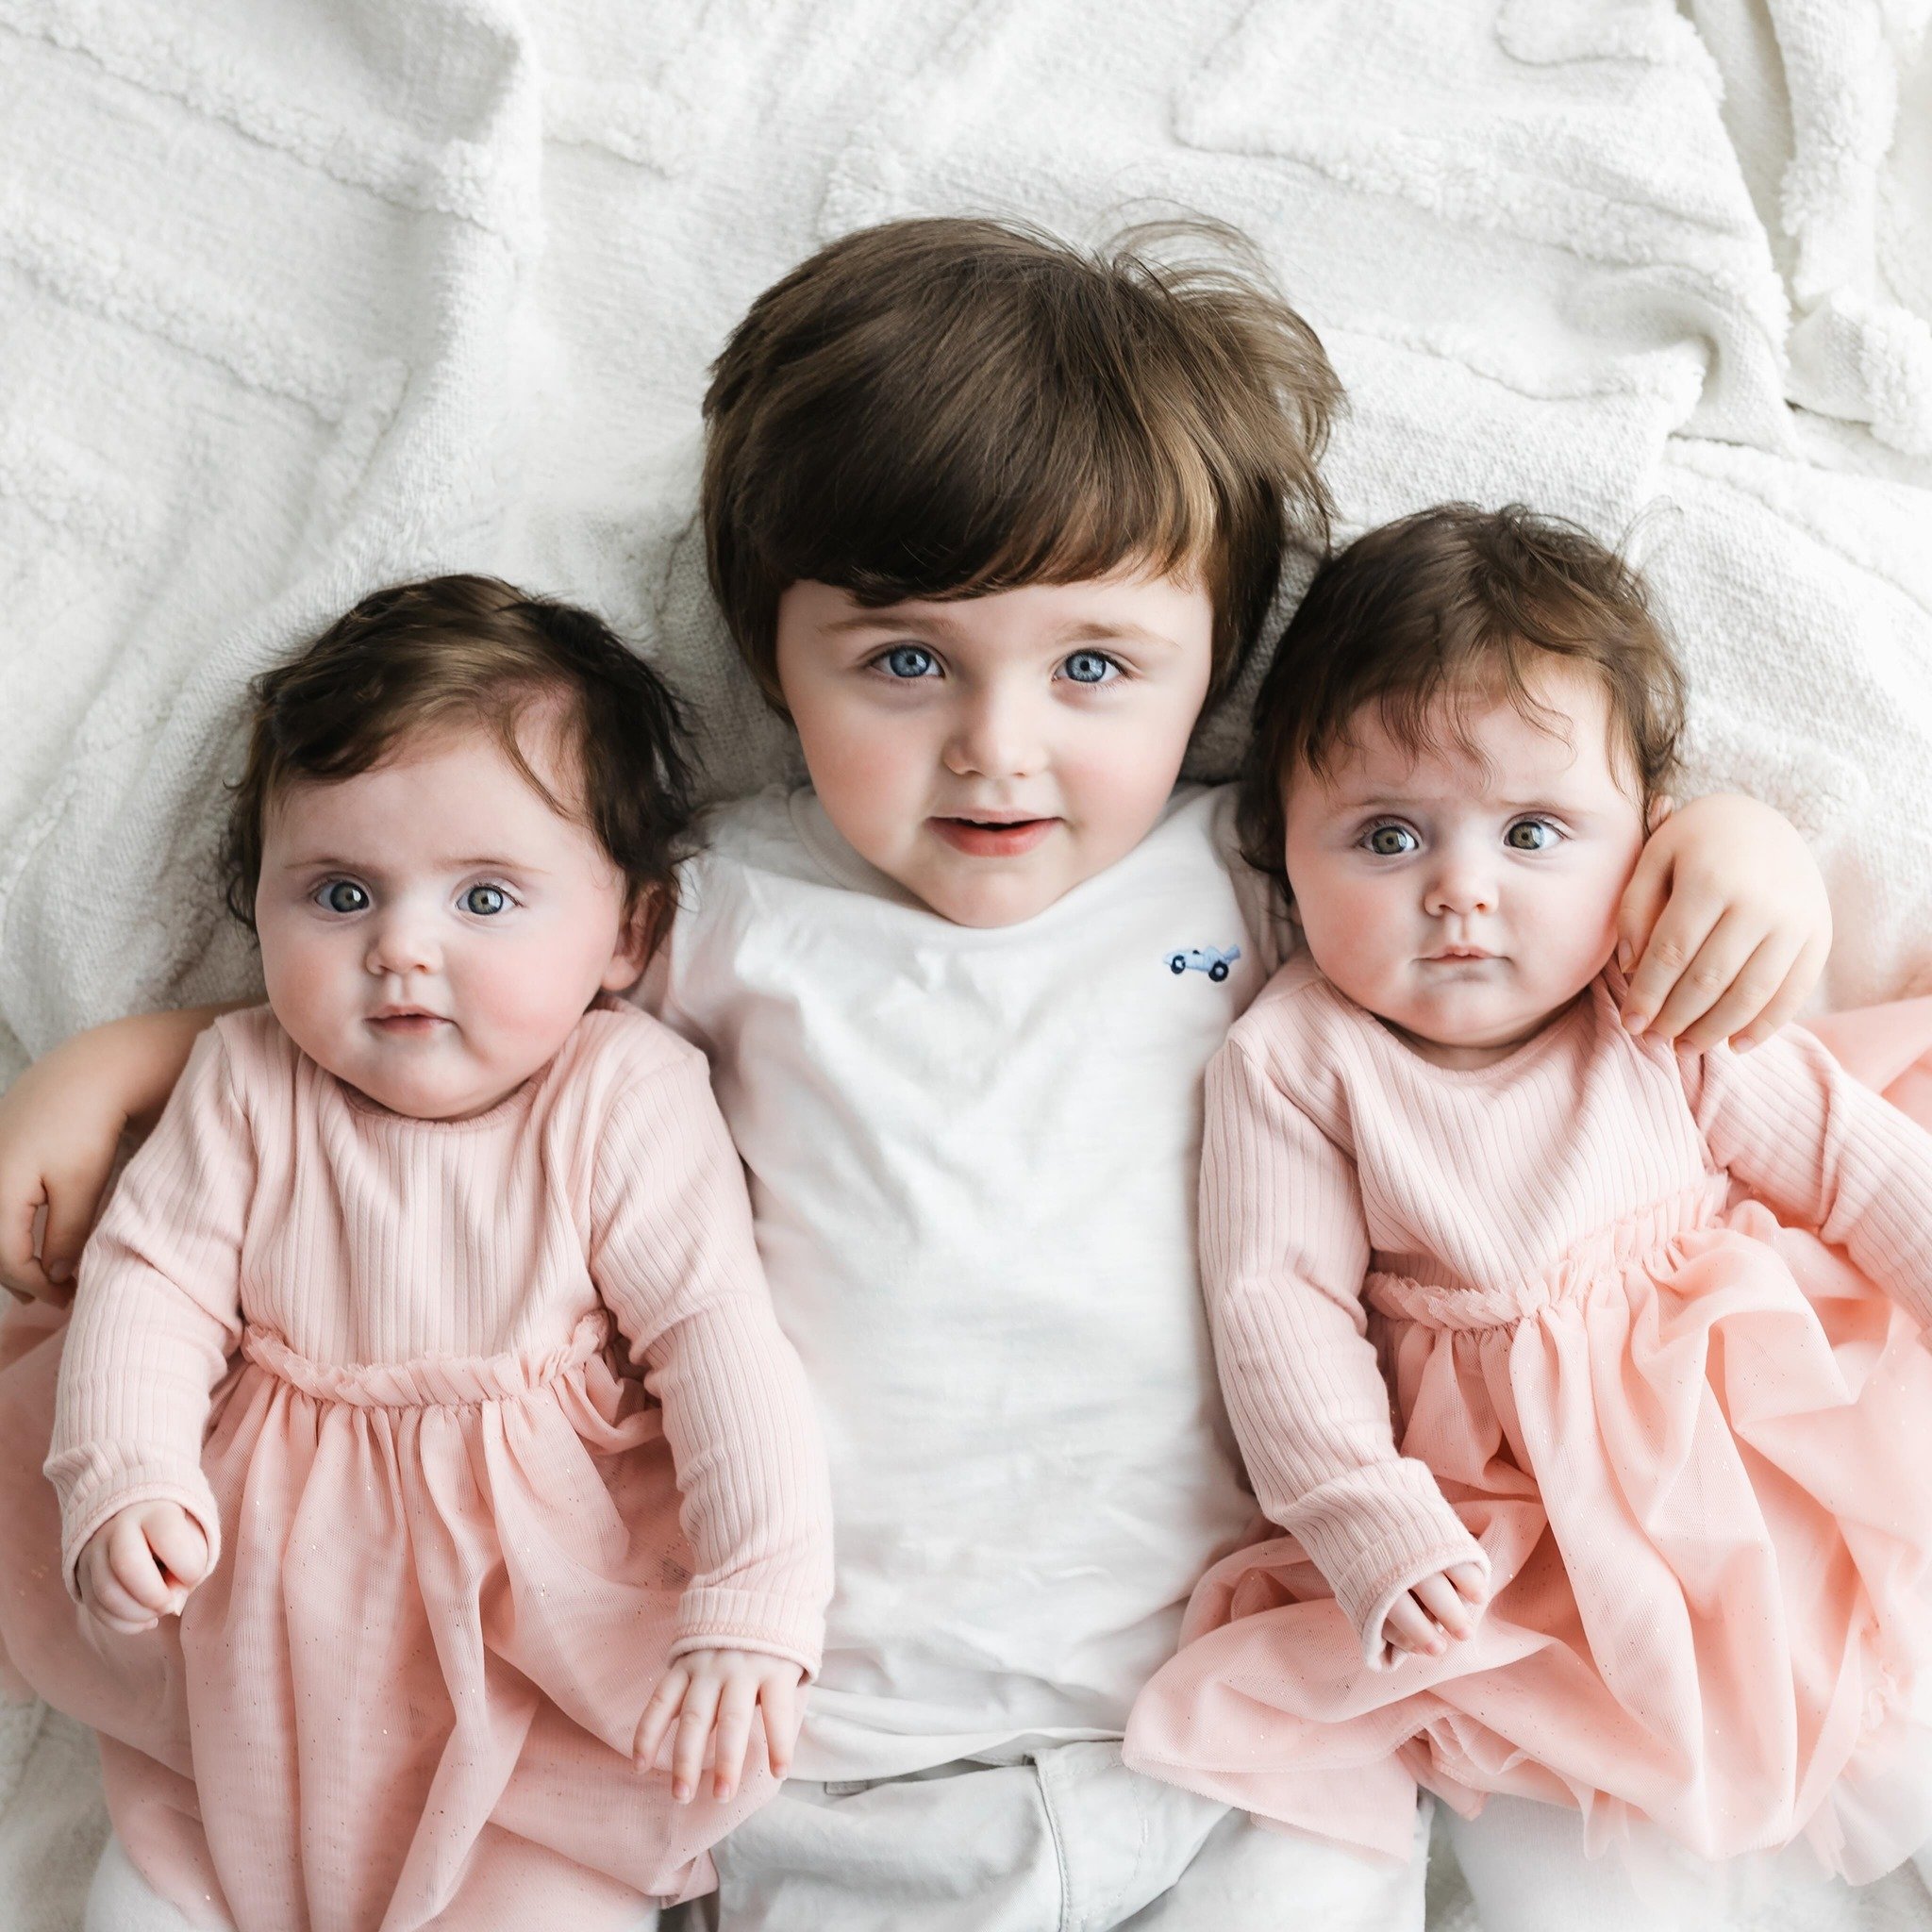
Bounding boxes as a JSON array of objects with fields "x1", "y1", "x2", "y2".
[
  {"x1": 1367, "y1": 824, "x2": 1418, "y2": 857},
  {"x1": 319, "y1": 881, "x2": 369, "y2": 914},
  {"x1": 1506, "y1": 820, "x2": 1559, "y2": 852},
  {"x1": 882, "y1": 644, "x2": 937, "y2": 679},
  {"x1": 462, "y1": 885, "x2": 509, "y2": 916}
]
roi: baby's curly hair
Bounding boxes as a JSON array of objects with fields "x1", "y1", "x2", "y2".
[
  {"x1": 221, "y1": 575, "x2": 694, "y2": 959},
  {"x1": 1238, "y1": 504, "x2": 1687, "y2": 886}
]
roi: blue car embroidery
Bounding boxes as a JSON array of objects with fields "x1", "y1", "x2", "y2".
[{"x1": 1165, "y1": 944, "x2": 1241, "y2": 983}]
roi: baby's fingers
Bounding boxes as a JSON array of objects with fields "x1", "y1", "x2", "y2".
[
  {"x1": 107, "y1": 1516, "x2": 176, "y2": 1614},
  {"x1": 634, "y1": 1665, "x2": 691, "y2": 1772},
  {"x1": 86, "y1": 1579, "x2": 160, "y2": 1635},
  {"x1": 710, "y1": 1675, "x2": 758, "y2": 1802},
  {"x1": 672, "y1": 1677, "x2": 723, "y2": 1805},
  {"x1": 1382, "y1": 1593, "x2": 1447, "y2": 1658},
  {"x1": 760, "y1": 1673, "x2": 801, "y2": 1778},
  {"x1": 1408, "y1": 1572, "x2": 1474, "y2": 1643},
  {"x1": 146, "y1": 1511, "x2": 210, "y2": 1596}
]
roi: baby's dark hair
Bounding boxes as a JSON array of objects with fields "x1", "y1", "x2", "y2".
[
  {"x1": 702, "y1": 214, "x2": 1343, "y2": 708},
  {"x1": 221, "y1": 575, "x2": 694, "y2": 958},
  {"x1": 1237, "y1": 503, "x2": 1687, "y2": 882}
]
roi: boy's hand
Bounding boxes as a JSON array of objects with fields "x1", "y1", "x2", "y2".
[
  {"x1": 1381, "y1": 1560, "x2": 1488, "y2": 1660},
  {"x1": 1617, "y1": 793, "x2": 1831, "y2": 1052},
  {"x1": 634, "y1": 1647, "x2": 807, "y2": 1805},
  {"x1": 0, "y1": 1040, "x2": 132, "y2": 1306},
  {"x1": 75, "y1": 1502, "x2": 210, "y2": 1636},
  {"x1": 0, "y1": 1006, "x2": 239, "y2": 1305}
]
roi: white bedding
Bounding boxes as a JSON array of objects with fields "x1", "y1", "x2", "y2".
[{"x1": 3, "y1": 1, "x2": 1930, "y2": 1924}]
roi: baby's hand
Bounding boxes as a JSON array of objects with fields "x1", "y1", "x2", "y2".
[
  {"x1": 1380, "y1": 1559, "x2": 1488, "y2": 1661},
  {"x1": 75, "y1": 1502, "x2": 210, "y2": 1636},
  {"x1": 634, "y1": 1647, "x2": 807, "y2": 1805}
]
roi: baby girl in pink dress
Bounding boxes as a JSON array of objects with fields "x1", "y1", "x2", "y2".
[
  {"x1": 1123, "y1": 506, "x2": 1932, "y2": 1921},
  {"x1": 0, "y1": 576, "x2": 833, "y2": 1931}
]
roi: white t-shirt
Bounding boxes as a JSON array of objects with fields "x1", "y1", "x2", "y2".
[{"x1": 637, "y1": 782, "x2": 1280, "y2": 1779}]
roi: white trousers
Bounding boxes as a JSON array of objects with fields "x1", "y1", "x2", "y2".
[{"x1": 677, "y1": 1740, "x2": 1428, "y2": 1932}]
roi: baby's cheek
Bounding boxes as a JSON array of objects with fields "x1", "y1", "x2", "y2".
[
  {"x1": 259, "y1": 933, "x2": 345, "y2": 1050},
  {"x1": 1295, "y1": 873, "x2": 1396, "y2": 978}
]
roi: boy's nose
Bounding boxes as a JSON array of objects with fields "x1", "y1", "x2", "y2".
[{"x1": 941, "y1": 691, "x2": 1043, "y2": 780}]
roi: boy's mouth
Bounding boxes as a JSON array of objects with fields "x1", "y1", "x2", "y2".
[{"x1": 930, "y1": 815, "x2": 1058, "y2": 858}]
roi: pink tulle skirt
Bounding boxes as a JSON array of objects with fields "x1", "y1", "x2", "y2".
[
  {"x1": 1124, "y1": 1002, "x2": 1932, "y2": 1883},
  {"x1": 0, "y1": 1307, "x2": 764, "y2": 1931}
]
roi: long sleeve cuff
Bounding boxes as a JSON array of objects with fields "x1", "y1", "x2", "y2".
[
  {"x1": 672, "y1": 1584, "x2": 825, "y2": 1679},
  {"x1": 47, "y1": 1443, "x2": 223, "y2": 1603},
  {"x1": 1280, "y1": 1457, "x2": 1488, "y2": 1672}
]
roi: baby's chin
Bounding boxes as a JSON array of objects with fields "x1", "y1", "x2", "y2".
[
  {"x1": 1377, "y1": 983, "x2": 1596, "y2": 1069},
  {"x1": 299, "y1": 1035, "x2": 540, "y2": 1123}
]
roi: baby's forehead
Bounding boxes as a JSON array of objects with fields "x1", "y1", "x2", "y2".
[
  {"x1": 263, "y1": 708, "x2": 592, "y2": 845},
  {"x1": 1323, "y1": 681, "x2": 1620, "y2": 802}
]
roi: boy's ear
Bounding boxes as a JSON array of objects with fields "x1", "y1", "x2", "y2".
[{"x1": 1646, "y1": 793, "x2": 1675, "y2": 835}]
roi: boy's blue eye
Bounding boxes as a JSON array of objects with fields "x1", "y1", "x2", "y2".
[
  {"x1": 882, "y1": 644, "x2": 938, "y2": 679},
  {"x1": 462, "y1": 885, "x2": 509, "y2": 916},
  {"x1": 1506, "y1": 819, "x2": 1560, "y2": 852},
  {"x1": 318, "y1": 880, "x2": 370, "y2": 914},
  {"x1": 1062, "y1": 650, "x2": 1117, "y2": 685},
  {"x1": 1365, "y1": 824, "x2": 1418, "y2": 857}
]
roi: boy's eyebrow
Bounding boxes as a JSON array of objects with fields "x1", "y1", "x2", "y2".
[
  {"x1": 819, "y1": 610, "x2": 1182, "y2": 650},
  {"x1": 1056, "y1": 620, "x2": 1183, "y2": 653},
  {"x1": 821, "y1": 608, "x2": 964, "y2": 638}
]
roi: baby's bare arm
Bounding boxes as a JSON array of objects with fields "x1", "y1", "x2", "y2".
[{"x1": 0, "y1": 1004, "x2": 241, "y2": 1303}]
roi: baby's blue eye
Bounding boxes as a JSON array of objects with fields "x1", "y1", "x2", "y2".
[
  {"x1": 1063, "y1": 650, "x2": 1117, "y2": 685},
  {"x1": 318, "y1": 880, "x2": 369, "y2": 914},
  {"x1": 1506, "y1": 819, "x2": 1560, "y2": 852},
  {"x1": 882, "y1": 644, "x2": 937, "y2": 679},
  {"x1": 462, "y1": 885, "x2": 509, "y2": 916},
  {"x1": 1366, "y1": 824, "x2": 1418, "y2": 857}
]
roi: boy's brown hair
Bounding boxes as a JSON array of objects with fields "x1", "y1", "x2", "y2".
[
  {"x1": 1237, "y1": 503, "x2": 1686, "y2": 880},
  {"x1": 702, "y1": 215, "x2": 1342, "y2": 705},
  {"x1": 221, "y1": 575, "x2": 694, "y2": 958}
]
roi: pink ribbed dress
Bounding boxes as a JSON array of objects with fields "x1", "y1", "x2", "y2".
[
  {"x1": 1124, "y1": 959, "x2": 1932, "y2": 1882},
  {"x1": 0, "y1": 1004, "x2": 832, "y2": 1932}
]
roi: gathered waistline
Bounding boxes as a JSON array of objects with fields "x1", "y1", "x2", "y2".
[
  {"x1": 239, "y1": 1308, "x2": 614, "y2": 1408},
  {"x1": 1365, "y1": 1177, "x2": 1732, "y2": 1333}
]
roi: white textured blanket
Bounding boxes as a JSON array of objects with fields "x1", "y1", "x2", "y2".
[{"x1": 3, "y1": 1, "x2": 1930, "y2": 1925}]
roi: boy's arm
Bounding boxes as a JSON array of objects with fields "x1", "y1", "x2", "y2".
[
  {"x1": 0, "y1": 1003, "x2": 242, "y2": 1304},
  {"x1": 48, "y1": 1024, "x2": 251, "y2": 1595},
  {"x1": 1617, "y1": 794, "x2": 1831, "y2": 1052},
  {"x1": 1680, "y1": 1027, "x2": 1932, "y2": 1331},
  {"x1": 590, "y1": 1043, "x2": 833, "y2": 1680},
  {"x1": 1203, "y1": 1037, "x2": 1486, "y2": 1669}
]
